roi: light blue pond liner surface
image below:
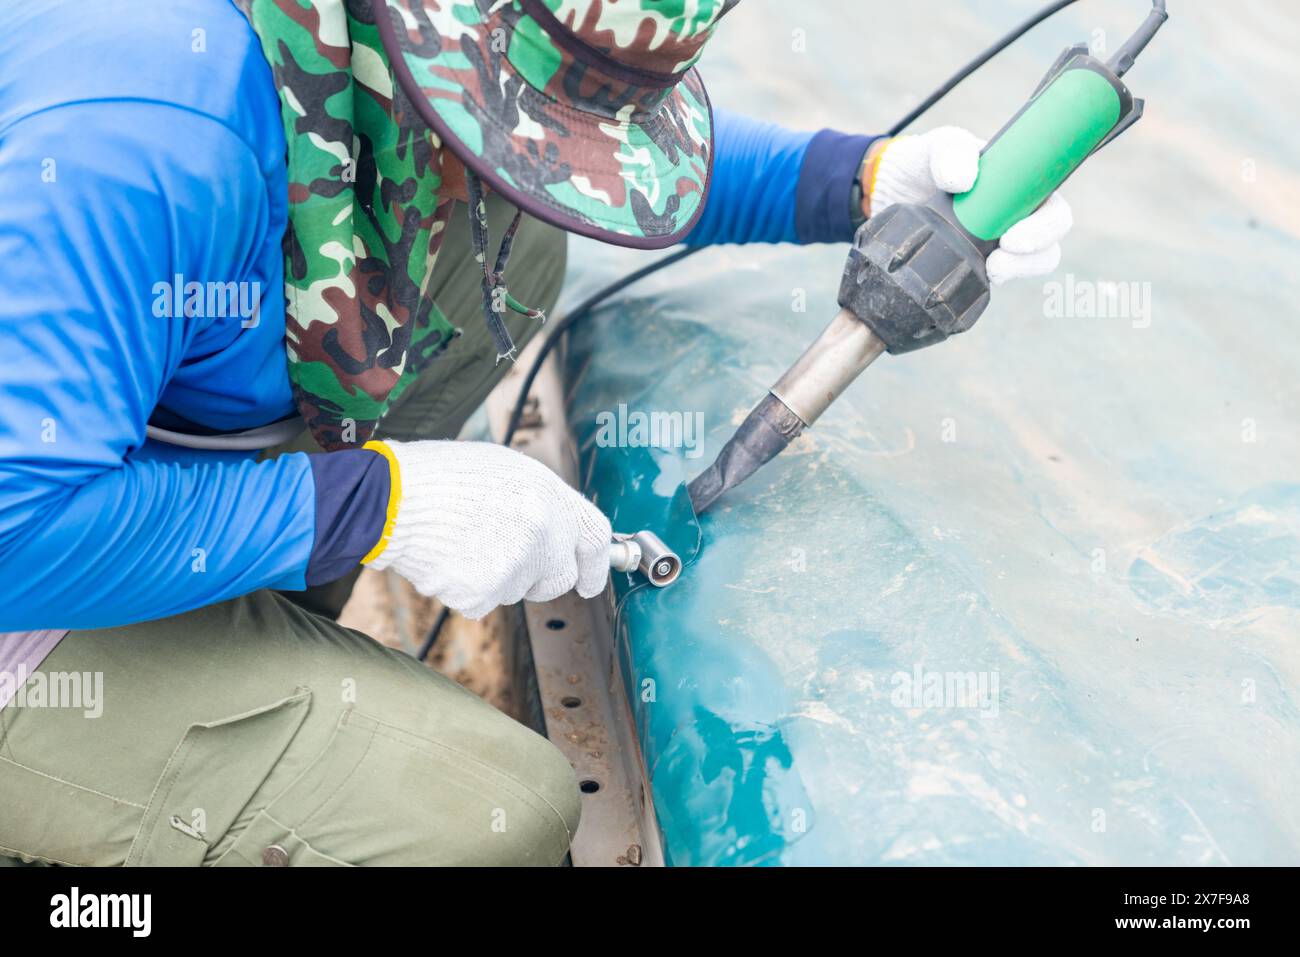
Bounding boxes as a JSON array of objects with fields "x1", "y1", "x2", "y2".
[{"x1": 560, "y1": 1, "x2": 1300, "y2": 865}]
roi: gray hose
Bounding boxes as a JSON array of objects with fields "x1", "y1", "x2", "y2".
[{"x1": 144, "y1": 418, "x2": 304, "y2": 451}]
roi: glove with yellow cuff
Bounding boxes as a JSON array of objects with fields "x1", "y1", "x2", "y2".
[{"x1": 361, "y1": 439, "x2": 612, "y2": 620}]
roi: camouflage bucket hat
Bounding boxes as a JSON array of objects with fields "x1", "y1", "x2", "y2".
[{"x1": 374, "y1": 0, "x2": 738, "y2": 248}]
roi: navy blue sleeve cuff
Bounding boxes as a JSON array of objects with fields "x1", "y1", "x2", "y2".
[
  {"x1": 305, "y1": 449, "x2": 390, "y2": 586},
  {"x1": 794, "y1": 129, "x2": 880, "y2": 244}
]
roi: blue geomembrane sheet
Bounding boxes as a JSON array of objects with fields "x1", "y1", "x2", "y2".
[{"x1": 563, "y1": 0, "x2": 1300, "y2": 865}]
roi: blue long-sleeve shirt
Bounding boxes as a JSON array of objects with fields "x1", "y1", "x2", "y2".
[
  {"x1": 689, "y1": 117, "x2": 874, "y2": 247},
  {"x1": 0, "y1": 0, "x2": 875, "y2": 631}
]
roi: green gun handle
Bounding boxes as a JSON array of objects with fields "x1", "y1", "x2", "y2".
[{"x1": 951, "y1": 45, "x2": 1144, "y2": 247}]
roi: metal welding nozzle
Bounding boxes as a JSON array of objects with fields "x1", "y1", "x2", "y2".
[
  {"x1": 687, "y1": 307, "x2": 888, "y2": 515},
  {"x1": 609, "y1": 530, "x2": 682, "y2": 587}
]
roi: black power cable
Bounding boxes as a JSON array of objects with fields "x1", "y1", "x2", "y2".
[
  {"x1": 501, "y1": 245, "x2": 702, "y2": 447},
  {"x1": 884, "y1": 0, "x2": 1082, "y2": 138},
  {"x1": 416, "y1": 606, "x2": 450, "y2": 662},
  {"x1": 419, "y1": 0, "x2": 1083, "y2": 661}
]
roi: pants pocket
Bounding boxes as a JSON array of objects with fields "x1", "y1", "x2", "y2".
[
  {"x1": 217, "y1": 707, "x2": 578, "y2": 866},
  {"x1": 211, "y1": 707, "x2": 379, "y2": 866},
  {"x1": 125, "y1": 688, "x2": 313, "y2": 866}
]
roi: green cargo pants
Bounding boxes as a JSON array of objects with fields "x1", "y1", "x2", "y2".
[{"x1": 0, "y1": 194, "x2": 574, "y2": 867}]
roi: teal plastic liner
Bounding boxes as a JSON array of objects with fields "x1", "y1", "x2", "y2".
[{"x1": 563, "y1": 1, "x2": 1300, "y2": 865}]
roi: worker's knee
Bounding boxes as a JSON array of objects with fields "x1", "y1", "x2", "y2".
[
  {"x1": 523, "y1": 729, "x2": 583, "y2": 847},
  {"x1": 480, "y1": 724, "x2": 582, "y2": 864},
  {"x1": 448, "y1": 710, "x2": 581, "y2": 864}
]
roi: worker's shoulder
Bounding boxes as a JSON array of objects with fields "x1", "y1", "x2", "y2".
[{"x1": 0, "y1": 0, "x2": 281, "y2": 172}]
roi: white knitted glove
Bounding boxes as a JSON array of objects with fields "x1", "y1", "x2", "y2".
[
  {"x1": 368, "y1": 440, "x2": 612, "y2": 620},
  {"x1": 868, "y1": 126, "x2": 1074, "y2": 286}
]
